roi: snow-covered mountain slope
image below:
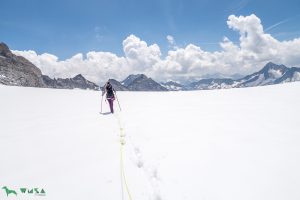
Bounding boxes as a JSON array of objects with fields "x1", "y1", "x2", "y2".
[
  {"x1": 187, "y1": 62, "x2": 300, "y2": 90},
  {"x1": 186, "y1": 78, "x2": 235, "y2": 90},
  {"x1": 236, "y1": 62, "x2": 290, "y2": 87},
  {"x1": 1, "y1": 83, "x2": 300, "y2": 200},
  {"x1": 160, "y1": 81, "x2": 185, "y2": 91}
]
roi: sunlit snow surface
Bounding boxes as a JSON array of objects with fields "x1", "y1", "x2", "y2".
[{"x1": 0, "y1": 83, "x2": 300, "y2": 200}]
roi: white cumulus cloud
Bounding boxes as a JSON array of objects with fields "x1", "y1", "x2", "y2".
[
  {"x1": 122, "y1": 34, "x2": 161, "y2": 73},
  {"x1": 13, "y1": 14, "x2": 300, "y2": 85}
]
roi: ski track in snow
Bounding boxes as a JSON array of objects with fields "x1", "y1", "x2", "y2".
[
  {"x1": 130, "y1": 143, "x2": 162, "y2": 200},
  {"x1": 114, "y1": 111, "x2": 163, "y2": 200}
]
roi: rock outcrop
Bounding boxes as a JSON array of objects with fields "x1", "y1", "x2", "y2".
[{"x1": 0, "y1": 42, "x2": 44, "y2": 87}]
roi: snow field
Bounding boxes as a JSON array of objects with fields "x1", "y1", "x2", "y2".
[{"x1": 0, "y1": 83, "x2": 300, "y2": 200}]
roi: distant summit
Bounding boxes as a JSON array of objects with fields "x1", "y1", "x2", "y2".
[
  {"x1": 121, "y1": 74, "x2": 144, "y2": 87},
  {"x1": 235, "y1": 62, "x2": 299, "y2": 87},
  {"x1": 121, "y1": 74, "x2": 168, "y2": 91}
]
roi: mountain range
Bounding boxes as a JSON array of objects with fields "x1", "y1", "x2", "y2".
[
  {"x1": 112, "y1": 62, "x2": 300, "y2": 91},
  {"x1": 1, "y1": 42, "x2": 300, "y2": 91},
  {"x1": 185, "y1": 62, "x2": 300, "y2": 90},
  {"x1": 42, "y1": 74, "x2": 99, "y2": 90}
]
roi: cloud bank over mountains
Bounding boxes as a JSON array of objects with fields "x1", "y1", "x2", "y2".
[{"x1": 13, "y1": 14, "x2": 300, "y2": 84}]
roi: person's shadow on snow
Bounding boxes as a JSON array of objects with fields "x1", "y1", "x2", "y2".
[{"x1": 99, "y1": 112, "x2": 112, "y2": 115}]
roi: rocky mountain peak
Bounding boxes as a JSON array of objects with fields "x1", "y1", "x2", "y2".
[
  {"x1": 73, "y1": 74, "x2": 85, "y2": 81},
  {"x1": 259, "y1": 62, "x2": 289, "y2": 80},
  {"x1": 0, "y1": 42, "x2": 44, "y2": 87},
  {"x1": 121, "y1": 74, "x2": 147, "y2": 87},
  {"x1": 262, "y1": 62, "x2": 287, "y2": 72},
  {"x1": 121, "y1": 74, "x2": 168, "y2": 91},
  {"x1": 0, "y1": 42, "x2": 13, "y2": 58}
]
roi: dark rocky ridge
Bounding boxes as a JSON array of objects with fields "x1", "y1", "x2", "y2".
[
  {"x1": 42, "y1": 74, "x2": 99, "y2": 90},
  {"x1": 0, "y1": 42, "x2": 44, "y2": 87},
  {"x1": 0, "y1": 42, "x2": 99, "y2": 90}
]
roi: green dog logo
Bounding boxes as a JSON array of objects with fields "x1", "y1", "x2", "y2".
[{"x1": 2, "y1": 186, "x2": 17, "y2": 196}]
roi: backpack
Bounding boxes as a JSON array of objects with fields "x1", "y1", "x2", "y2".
[{"x1": 106, "y1": 84, "x2": 114, "y2": 98}]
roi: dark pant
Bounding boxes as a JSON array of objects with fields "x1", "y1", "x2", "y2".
[{"x1": 107, "y1": 98, "x2": 114, "y2": 113}]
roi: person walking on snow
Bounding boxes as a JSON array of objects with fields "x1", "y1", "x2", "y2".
[{"x1": 102, "y1": 81, "x2": 115, "y2": 113}]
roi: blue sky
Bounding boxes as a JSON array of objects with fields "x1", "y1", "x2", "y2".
[{"x1": 1, "y1": 0, "x2": 300, "y2": 59}]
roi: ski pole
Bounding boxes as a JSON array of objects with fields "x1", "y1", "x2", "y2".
[
  {"x1": 101, "y1": 94, "x2": 104, "y2": 113},
  {"x1": 114, "y1": 92, "x2": 122, "y2": 111}
]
